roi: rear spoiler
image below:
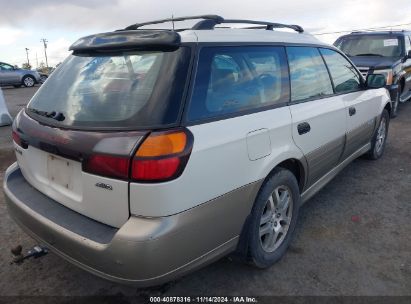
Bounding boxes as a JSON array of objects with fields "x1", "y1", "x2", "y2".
[{"x1": 69, "y1": 30, "x2": 181, "y2": 52}]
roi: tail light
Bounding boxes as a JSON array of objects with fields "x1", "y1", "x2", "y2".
[
  {"x1": 12, "y1": 130, "x2": 22, "y2": 147},
  {"x1": 12, "y1": 130, "x2": 27, "y2": 148},
  {"x1": 85, "y1": 155, "x2": 130, "y2": 180},
  {"x1": 131, "y1": 129, "x2": 193, "y2": 182},
  {"x1": 83, "y1": 128, "x2": 193, "y2": 182}
]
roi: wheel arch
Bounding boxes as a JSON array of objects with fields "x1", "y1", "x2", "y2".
[
  {"x1": 399, "y1": 77, "x2": 405, "y2": 93},
  {"x1": 384, "y1": 101, "x2": 392, "y2": 117},
  {"x1": 264, "y1": 158, "x2": 307, "y2": 193},
  {"x1": 22, "y1": 74, "x2": 36, "y2": 82},
  {"x1": 234, "y1": 157, "x2": 306, "y2": 261}
]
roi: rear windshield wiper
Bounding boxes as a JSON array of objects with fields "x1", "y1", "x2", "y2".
[
  {"x1": 354, "y1": 53, "x2": 384, "y2": 57},
  {"x1": 28, "y1": 108, "x2": 65, "y2": 122}
]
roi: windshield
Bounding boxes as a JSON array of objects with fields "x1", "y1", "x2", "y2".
[
  {"x1": 27, "y1": 47, "x2": 191, "y2": 129},
  {"x1": 336, "y1": 35, "x2": 404, "y2": 57}
]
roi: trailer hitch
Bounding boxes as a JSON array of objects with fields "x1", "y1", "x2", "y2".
[{"x1": 11, "y1": 245, "x2": 49, "y2": 265}]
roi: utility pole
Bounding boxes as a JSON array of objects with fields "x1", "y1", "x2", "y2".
[
  {"x1": 25, "y1": 48, "x2": 30, "y2": 67},
  {"x1": 40, "y1": 38, "x2": 49, "y2": 70}
]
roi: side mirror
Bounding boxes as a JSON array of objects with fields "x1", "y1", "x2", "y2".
[
  {"x1": 407, "y1": 50, "x2": 411, "y2": 59},
  {"x1": 13, "y1": 65, "x2": 18, "y2": 70},
  {"x1": 366, "y1": 74, "x2": 386, "y2": 89}
]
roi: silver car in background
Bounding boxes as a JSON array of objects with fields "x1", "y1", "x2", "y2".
[{"x1": 0, "y1": 62, "x2": 41, "y2": 88}]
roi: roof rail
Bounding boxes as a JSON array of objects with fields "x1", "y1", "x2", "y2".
[
  {"x1": 124, "y1": 15, "x2": 304, "y2": 33},
  {"x1": 125, "y1": 15, "x2": 224, "y2": 30},
  {"x1": 213, "y1": 19, "x2": 304, "y2": 33}
]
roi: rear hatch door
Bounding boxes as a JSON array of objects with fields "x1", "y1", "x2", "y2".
[{"x1": 13, "y1": 43, "x2": 190, "y2": 228}]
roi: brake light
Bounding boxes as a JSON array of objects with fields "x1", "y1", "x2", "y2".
[
  {"x1": 131, "y1": 129, "x2": 193, "y2": 182},
  {"x1": 11, "y1": 130, "x2": 27, "y2": 149},
  {"x1": 12, "y1": 130, "x2": 22, "y2": 147},
  {"x1": 84, "y1": 154, "x2": 130, "y2": 180},
  {"x1": 132, "y1": 157, "x2": 180, "y2": 180},
  {"x1": 83, "y1": 129, "x2": 193, "y2": 182}
]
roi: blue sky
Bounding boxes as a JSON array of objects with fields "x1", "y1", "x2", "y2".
[{"x1": 1, "y1": 0, "x2": 410, "y2": 68}]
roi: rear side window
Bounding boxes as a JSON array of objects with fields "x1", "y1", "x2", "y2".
[
  {"x1": 320, "y1": 48, "x2": 362, "y2": 93},
  {"x1": 27, "y1": 48, "x2": 191, "y2": 129},
  {"x1": 187, "y1": 46, "x2": 289, "y2": 122}
]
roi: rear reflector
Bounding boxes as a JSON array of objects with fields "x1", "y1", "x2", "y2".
[
  {"x1": 132, "y1": 157, "x2": 180, "y2": 180},
  {"x1": 85, "y1": 154, "x2": 130, "y2": 180}
]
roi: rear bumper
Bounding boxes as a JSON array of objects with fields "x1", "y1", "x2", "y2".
[{"x1": 4, "y1": 163, "x2": 260, "y2": 286}]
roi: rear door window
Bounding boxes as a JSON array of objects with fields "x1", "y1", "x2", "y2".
[
  {"x1": 320, "y1": 48, "x2": 362, "y2": 93},
  {"x1": 287, "y1": 47, "x2": 334, "y2": 102},
  {"x1": 187, "y1": 46, "x2": 289, "y2": 122}
]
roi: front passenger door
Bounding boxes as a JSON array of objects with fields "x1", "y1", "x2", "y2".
[
  {"x1": 401, "y1": 36, "x2": 411, "y2": 98},
  {"x1": 320, "y1": 48, "x2": 379, "y2": 159},
  {"x1": 287, "y1": 47, "x2": 347, "y2": 188}
]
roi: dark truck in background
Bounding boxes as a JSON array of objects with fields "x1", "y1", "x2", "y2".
[{"x1": 334, "y1": 31, "x2": 411, "y2": 117}]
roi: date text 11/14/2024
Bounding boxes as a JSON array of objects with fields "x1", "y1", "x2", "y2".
[{"x1": 149, "y1": 296, "x2": 258, "y2": 303}]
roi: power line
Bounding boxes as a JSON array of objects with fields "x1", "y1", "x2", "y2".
[{"x1": 313, "y1": 22, "x2": 411, "y2": 35}]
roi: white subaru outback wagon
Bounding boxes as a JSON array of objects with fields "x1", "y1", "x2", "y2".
[{"x1": 3, "y1": 15, "x2": 391, "y2": 286}]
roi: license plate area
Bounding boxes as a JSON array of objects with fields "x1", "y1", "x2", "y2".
[{"x1": 47, "y1": 154, "x2": 74, "y2": 190}]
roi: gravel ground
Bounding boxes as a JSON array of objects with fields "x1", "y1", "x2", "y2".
[{"x1": 0, "y1": 86, "x2": 410, "y2": 297}]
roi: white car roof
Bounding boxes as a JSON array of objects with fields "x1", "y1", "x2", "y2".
[{"x1": 179, "y1": 28, "x2": 326, "y2": 45}]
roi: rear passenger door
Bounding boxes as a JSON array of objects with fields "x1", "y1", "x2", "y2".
[
  {"x1": 180, "y1": 46, "x2": 296, "y2": 217},
  {"x1": 320, "y1": 48, "x2": 379, "y2": 159},
  {"x1": 287, "y1": 47, "x2": 347, "y2": 187}
]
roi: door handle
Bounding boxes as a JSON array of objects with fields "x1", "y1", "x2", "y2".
[
  {"x1": 349, "y1": 107, "x2": 356, "y2": 116},
  {"x1": 297, "y1": 122, "x2": 311, "y2": 135}
]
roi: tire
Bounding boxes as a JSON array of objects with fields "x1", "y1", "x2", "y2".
[
  {"x1": 391, "y1": 88, "x2": 400, "y2": 118},
  {"x1": 22, "y1": 75, "x2": 35, "y2": 87},
  {"x1": 247, "y1": 168, "x2": 301, "y2": 268},
  {"x1": 366, "y1": 109, "x2": 390, "y2": 160}
]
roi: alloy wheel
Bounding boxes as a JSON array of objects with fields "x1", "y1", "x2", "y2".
[
  {"x1": 259, "y1": 185, "x2": 293, "y2": 253},
  {"x1": 24, "y1": 77, "x2": 35, "y2": 87},
  {"x1": 375, "y1": 117, "x2": 387, "y2": 154}
]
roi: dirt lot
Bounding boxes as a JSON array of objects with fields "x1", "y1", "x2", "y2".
[{"x1": 0, "y1": 86, "x2": 410, "y2": 297}]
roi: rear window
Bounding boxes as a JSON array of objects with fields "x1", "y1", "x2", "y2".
[
  {"x1": 336, "y1": 35, "x2": 404, "y2": 57},
  {"x1": 27, "y1": 47, "x2": 191, "y2": 129}
]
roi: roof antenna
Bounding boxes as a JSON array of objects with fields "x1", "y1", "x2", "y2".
[{"x1": 172, "y1": 14, "x2": 175, "y2": 31}]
